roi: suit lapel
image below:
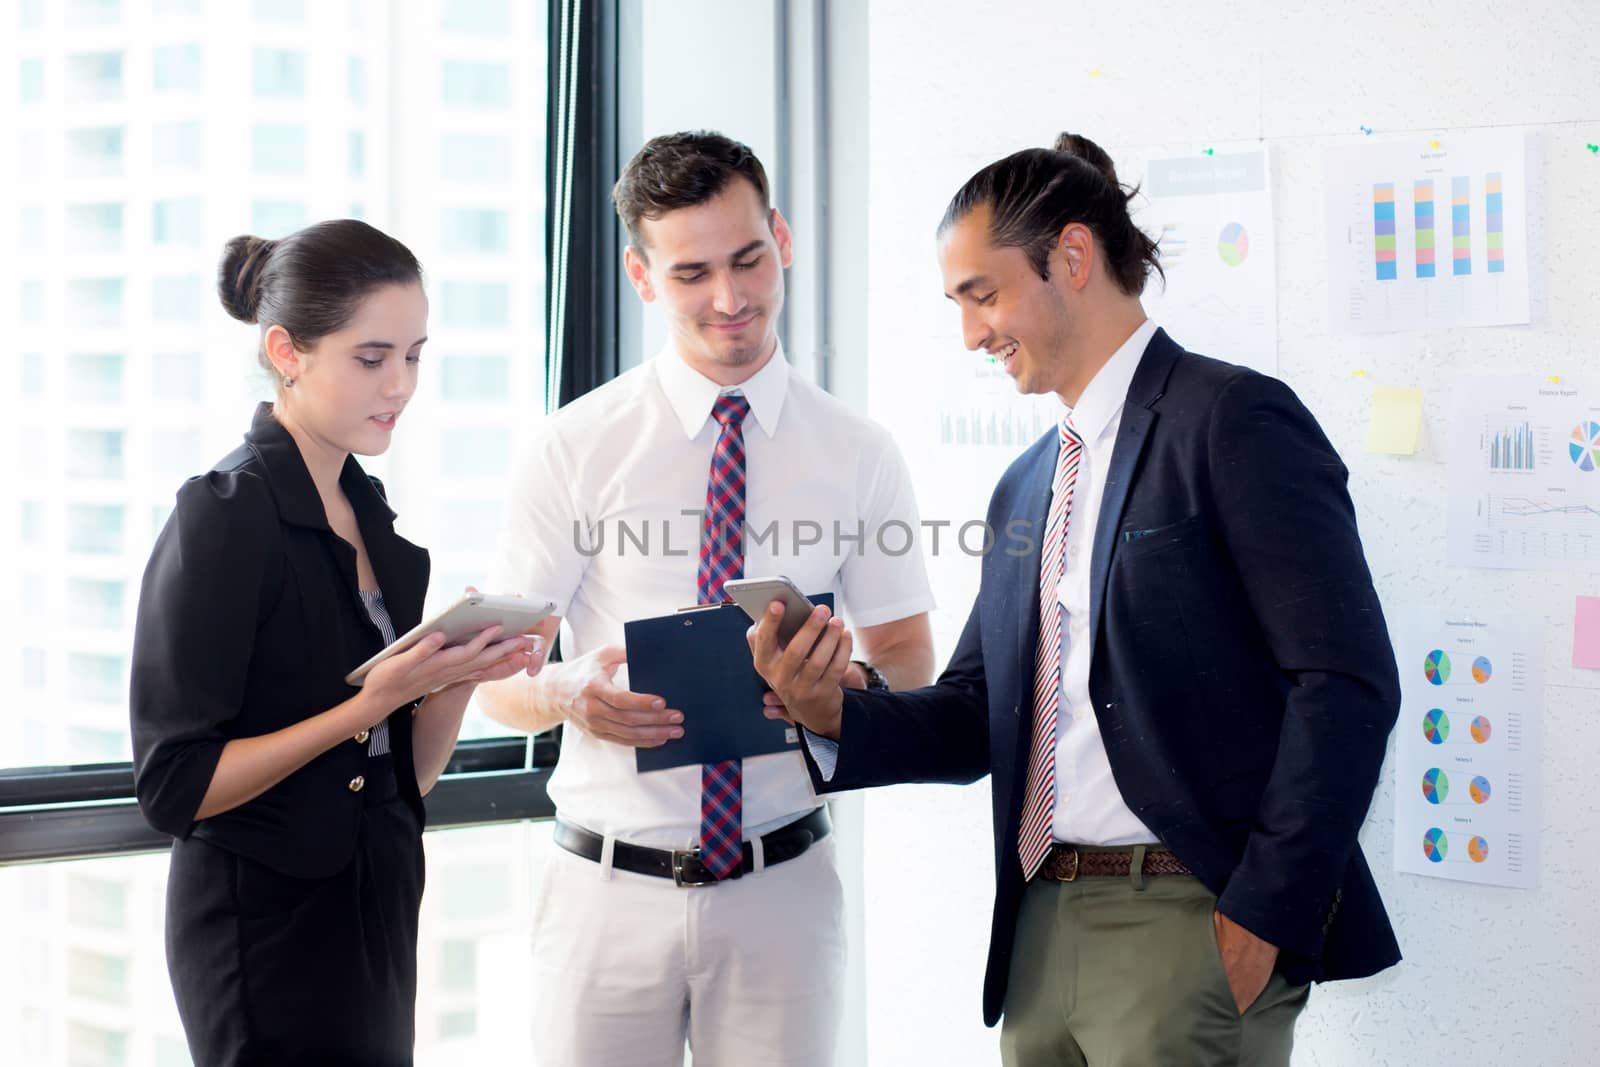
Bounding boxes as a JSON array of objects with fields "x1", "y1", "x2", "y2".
[{"x1": 1088, "y1": 330, "x2": 1182, "y2": 655}]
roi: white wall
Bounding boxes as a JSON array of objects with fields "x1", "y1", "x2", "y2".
[{"x1": 857, "y1": 1, "x2": 1600, "y2": 1064}]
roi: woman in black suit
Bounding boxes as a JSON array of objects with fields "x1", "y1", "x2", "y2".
[{"x1": 130, "y1": 219, "x2": 541, "y2": 1066}]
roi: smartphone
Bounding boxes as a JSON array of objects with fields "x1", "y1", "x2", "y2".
[
  {"x1": 723, "y1": 576, "x2": 818, "y2": 646},
  {"x1": 344, "y1": 592, "x2": 555, "y2": 685}
]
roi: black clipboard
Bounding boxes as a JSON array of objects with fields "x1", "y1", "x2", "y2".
[{"x1": 625, "y1": 592, "x2": 834, "y2": 773}]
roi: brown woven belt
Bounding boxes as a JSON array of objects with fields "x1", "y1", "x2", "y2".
[{"x1": 1038, "y1": 844, "x2": 1192, "y2": 882}]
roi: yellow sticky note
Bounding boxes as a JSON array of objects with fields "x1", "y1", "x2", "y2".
[{"x1": 1364, "y1": 387, "x2": 1425, "y2": 455}]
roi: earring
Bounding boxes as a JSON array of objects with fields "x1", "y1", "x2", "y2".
[{"x1": 283, "y1": 376, "x2": 296, "y2": 388}]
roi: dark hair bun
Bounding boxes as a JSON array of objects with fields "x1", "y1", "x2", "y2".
[
  {"x1": 1051, "y1": 132, "x2": 1121, "y2": 188},
  {"x1": 217, "y1": 235, "x2": 276, "y2": 324}
]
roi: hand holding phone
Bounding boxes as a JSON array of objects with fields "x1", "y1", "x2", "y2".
[{"x1": 723, "y1": 576, "x2": 817, "y2": 646}]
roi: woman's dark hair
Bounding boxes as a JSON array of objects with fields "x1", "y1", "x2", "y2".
[
  {"x1": 217, "y1": 219, "x2": 423, "y2": 376},
  {"x1": 938, "y1": 131, "x2": 1163, "y2": 297},
  {"x1": 612, "y1": 130, "x2": 772, "y2": 260}
]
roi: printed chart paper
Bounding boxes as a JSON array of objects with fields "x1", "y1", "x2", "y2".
[
  {"x1": 1139, "y1": 147, "x2": 1277, "y2": 374},
  {"x1": 1325, "y1": 130, "x2": 1529, "y2": 333},
  {"x1": 1446, "y1": 376, "x2": 1600, "y2": 571},
  {"x1": 1394, "y1": 611, "x2": 1541, "y2": 888}
]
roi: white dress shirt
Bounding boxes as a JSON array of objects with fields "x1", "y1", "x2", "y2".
[
  {"x1": 494, "y1": 341, "x2": 935, "y2": 849},
  {"x1": 810, "y1": 322, "x2": 1162, "y2": 847},
  {"x1": 1051, "y1": 317, "x2": 1161, "y2": 846}
]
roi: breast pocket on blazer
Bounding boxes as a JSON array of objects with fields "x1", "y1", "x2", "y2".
[{"x1": 1115, "y1": 512, "x2": 1204, "y2": 563}]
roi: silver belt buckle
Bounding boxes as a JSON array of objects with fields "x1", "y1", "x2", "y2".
[{"x1": 671, "y1": 847, "x2": 717, "y2": 887}]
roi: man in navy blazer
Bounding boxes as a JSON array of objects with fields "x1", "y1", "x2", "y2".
[{"x1": 751, "y1": 134, "x2": 1401, "y2": 1066}]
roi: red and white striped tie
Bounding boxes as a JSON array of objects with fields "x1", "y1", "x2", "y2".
[{"x1": 1018, "y1": 418, "x2": 1083, "y2": 880}]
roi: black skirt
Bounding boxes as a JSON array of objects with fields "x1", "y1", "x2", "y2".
[{"x1": 164, "y1": 755, "x2": 425, "y2": 1067}]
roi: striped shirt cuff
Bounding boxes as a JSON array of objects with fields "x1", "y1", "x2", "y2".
[{"x1": 802, "y1": 729, "x2": 840, "y2": 782}]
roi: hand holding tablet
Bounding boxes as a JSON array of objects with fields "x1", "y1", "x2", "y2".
[{"x1": 345, "y1": 591, "x2": 557, "y2": 686}]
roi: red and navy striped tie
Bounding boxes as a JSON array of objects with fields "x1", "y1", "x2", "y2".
[
  {"x1": 697, "y1": 394, "x2": 752, "y2": 880},
  {"x1": 1018, "y1": 418, "x2": 1083, "y2": 880}
]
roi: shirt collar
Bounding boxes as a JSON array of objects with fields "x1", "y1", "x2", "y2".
[
  {"x1": 655, "y1": 338, "x2": 789, "y2": 439},
  {"x1": 1064, "y1": 318, "x2": 1159, "y2": 445}
]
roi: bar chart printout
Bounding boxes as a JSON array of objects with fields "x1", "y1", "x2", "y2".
[
  {"x1": 1324, "y1": 130, "x2": 1528, "y2": 332},
  {"x1": 1447, "y1": 376, "x2": 1600, "y2": 571}
]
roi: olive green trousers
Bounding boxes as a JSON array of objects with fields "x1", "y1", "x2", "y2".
[{"x1": 999, "y1": 853, "x2": 1309, "y2": 1067}]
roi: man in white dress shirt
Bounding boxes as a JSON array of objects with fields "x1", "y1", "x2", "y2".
[{"x1": 478, "y1": 130, "x2": 936, "y2": 1067}]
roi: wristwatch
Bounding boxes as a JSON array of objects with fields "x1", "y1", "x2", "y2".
[{"x1": 852, "y1": 660, "x2": 890, "y2": 692}]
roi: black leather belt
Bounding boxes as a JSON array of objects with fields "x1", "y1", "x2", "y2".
[{"x1": 553, "y1": 807, "x2": 831, "y2": 887}]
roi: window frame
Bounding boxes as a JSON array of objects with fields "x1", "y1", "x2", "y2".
[{"x1": 0, "y1": 0, "x2": 621, "y2": 866}]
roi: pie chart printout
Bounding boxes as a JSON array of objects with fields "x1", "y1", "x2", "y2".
[
  {"x1": 1470, "y1": 776, "x2": 1492, "y2": 804},
  {"x1": 1423, "y1": 708, "x2": 1450, "y2": 744},
  {"x1": 1423, "y1": 828, "x2": 1448, "y2": 862},
  {"x1": 1424, "y1": 649, "x2": 1451, "y2": 685},
  {"x1": 1421, "y1": 768, "x2": 1449, "y2": 804},
  {"x1": 1471, "y1": 655, "x2": 1493, "y2": 683},
  {"x1": 1471, "y1": 715, "x2": 1493, "y2": 743},
  {"x1": 1468, "y1": 836, "x2": 1490, "y2": 863}
]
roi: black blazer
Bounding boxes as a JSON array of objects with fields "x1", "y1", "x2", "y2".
[
  {"x1": 130, "y1": 403, "x2": 430, "y2": 878},
  {"x1": 806, "y1": 330, "x2": 1402, "y2": 1026}
]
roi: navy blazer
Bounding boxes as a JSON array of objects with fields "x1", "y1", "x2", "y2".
[
  {"x1": 806, "y1": 330, "x2": 1401, "y2": 1026},
  {"x1": 130, "y1": 403, "x2": 431, "y2": 878}
]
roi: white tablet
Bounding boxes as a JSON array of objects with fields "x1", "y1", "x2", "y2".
[{"x1": 344, "y1": 592, "x2": 556, "y2": 686}]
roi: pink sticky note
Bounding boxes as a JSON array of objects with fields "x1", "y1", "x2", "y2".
[{"x1": 1574, "y1": 596, "x2": 1600, "y2": 670}]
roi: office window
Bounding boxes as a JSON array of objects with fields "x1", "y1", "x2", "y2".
[
  {"x1": 152, "y1": 197, "x2": 203, "y2": 247},
  {"x1": 20, "y1": 57, "x2": 44, "y2": 101},
  {"x1": 442, "y1": 281, "x2": 510, "y2": 326},
  {"x1": 443, "y1": 0, "x2": 510, "y2": 34},
  {"x1": 441, "y1": 938, "x2": 476, "y2": 991},
  {"x1": 22, "y1": 352, "x2": 46, "y2": 394},
  {"x1": 441, "y1": 354, "x2": 510, "y2": 400},
  {"x1": 254, "y1": 47, "x2": 305, "y2": 97},
  {"x1": 152, "y1": 429, "x2": 202, "y2": 482},
  {"x1": 253, "y1": 124, "x2": 306, "y2": 175},
  {"x1": 69, "y1": 726, "x2": 128, "y2": 761},
  {"x1": 67, "y1": 202, "x2": 123, "y2": 253},
  {"x1": 441, "y1": 133, "x2": 512, "y2": 182},
  {"x1": 21, "y1": 281, "x2": 45, "y2": 325},
  {"x1": 441, "y1": 61, "x2": 511, "y2": 109},
  {"x1": 67, "y1": 652, "x2": 124, "y2": 704},
  {"x1": 67, "y1": 1020, "x2": 128, "y2": 1067},
  {"x1": 152, "y1": 120, "x2": 203, "y2": 170},
  {"x1": 153, "y1": 275, "x2": 204, "y2": 323},
  {"x1": 66, "y1": 50, "x2": 122, "y2": 101},
  {"x1": 254, "y1": 0, "x2": 305, "y2": 21},
  {"x1": 68, "y1": 876, "x2": 129, "y2": 931},
  {"x1": 152, "y1": 43, "x2": 201, "y2": 91},
  {"x1": 22, "y1": 648, "x2": 47, "y2": 690},
  {"x1": 68, "y1": 503, "x2": 124, "y2": 554},
  {"x1": 439, "y1": 864, "x2": 510, "y2": 918},
  {"x1": 67, "y1": 429, "x2": 124, "y2": 479},
  {"x1": 348, "y1": 56, "x2": 368, "y2": 106},
  {"x1": 349, "y1": 129, "x2": 366, "y2": 178},
  {"x1": 68, "y1": 578, "x2": 125, "y2": 630},
  {"x1": 68, "y1": 0, "x2": 120, "y2": 26},
  {"x1": 442, "y1": 208, "x2": 510, "y2": 254},
  {"x1": 19, "y1": 206, "x2": 45, "y2": 250},
  {"x1": 442, "y1": 428, "x2": 510, "y2": 477},
  {"x1": 19, "y1": 0, "x2": 45, "y2": 28},
  {"x1": 440, "y1": 1010, "x2": 476, "y2": 1038},
  {"x1": 67, "y1": 352, "x2": 124, "y2": 403},
  {"x1": 21, "y1": 500, "x2": 44, "y2": 545},
  {"x1": 67, "y1": 278, "x2": 124, "y2": 327},
  {"x1": 153, "y1": 352, "x2": 203, "y2": 402},
  {"x1": 67, "y1": 127, "x2": 123, "y2": 176},
  {"x1": 252, "y1": 200, "x2": 307, "y2": 238}
]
